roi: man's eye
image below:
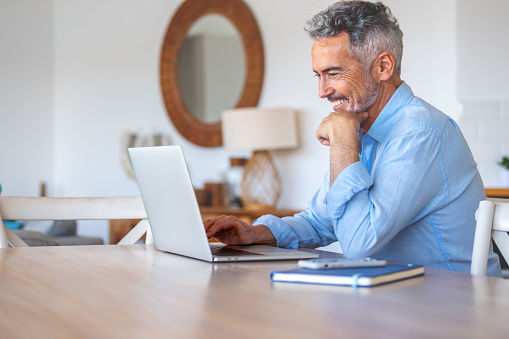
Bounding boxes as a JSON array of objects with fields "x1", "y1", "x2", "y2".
[
  {"x1": 328, "y1": 73, "x2": 339, "y2": 78},
  {"x1": 314, "y1": 73, "x2": 321, "y2": 78}
]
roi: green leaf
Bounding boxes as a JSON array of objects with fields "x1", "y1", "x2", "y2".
[{"x1": 498, "y1": 156, "x2": 509, "y2": 170}]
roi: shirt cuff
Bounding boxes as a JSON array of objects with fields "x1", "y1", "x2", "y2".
[
  {"x1": 326, "y1": 161, "x2": 373, "y2": 220},
  {"x1": 253, "y1": 214, "x2": 299, "y2": 248}
]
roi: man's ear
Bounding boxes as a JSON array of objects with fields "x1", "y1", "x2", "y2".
[{"x1": 371, "y1": 52, "x2": 395, "y2": 82}]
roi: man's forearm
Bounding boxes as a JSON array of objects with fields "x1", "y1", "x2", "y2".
[
  {"x1": 326, "y1": 114, "x2": 361, "y2": 186},
  {"x1": 252, "y1": 225, "x2": 277, "y2": 246},
  {"x1": 330, "y1": 143, "x2": 359, "y2": 186}
]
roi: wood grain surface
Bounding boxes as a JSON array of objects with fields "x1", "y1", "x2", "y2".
[{"x1": 1, "y1": 245, "x2": 508, "y2": 338}]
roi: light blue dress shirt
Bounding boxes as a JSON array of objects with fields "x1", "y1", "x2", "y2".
[{"x1": 255, "y1": 82, "x2": 502, "y2": 277}]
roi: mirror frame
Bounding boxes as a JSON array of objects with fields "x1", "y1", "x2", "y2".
[{"x1": 160, "y1": 0, "x2": 264, "y2": 147}]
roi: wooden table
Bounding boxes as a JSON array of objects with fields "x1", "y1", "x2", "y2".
[{"x1": 1, "y1": 245, "x2": 508, "y2": 338}]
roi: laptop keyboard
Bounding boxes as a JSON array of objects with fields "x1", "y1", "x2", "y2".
[{"x1": 210, "y1": 246, "x2": 262, "y2": 257}]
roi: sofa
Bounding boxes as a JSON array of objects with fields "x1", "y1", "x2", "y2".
[{"x1": 9, "y1": 220, "x2": 103, "y2": 246}]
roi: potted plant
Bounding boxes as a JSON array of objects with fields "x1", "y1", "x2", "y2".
[{"x1": 498, "y1": 155, "x2": 509, "y2": 188}]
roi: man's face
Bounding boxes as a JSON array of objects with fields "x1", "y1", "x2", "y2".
[{"x1": 312, "y1": 33, "x2": 380, "y2": 114}]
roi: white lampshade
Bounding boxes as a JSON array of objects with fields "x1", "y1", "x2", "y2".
[
  {"x1": 221, "y1": 107, "x2": 298, "y2": 210},
  {"x1": 222, "y1": 108, "x2": 298, "y2": 151}
]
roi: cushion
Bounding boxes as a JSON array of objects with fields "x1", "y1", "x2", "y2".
[
  {"x1": 47, "y1": 220, "x2": 77, "y2": 237},
  {"x1": 55, "y1": 236, "x2": 103, "y2": 246},
  {"x1": 20, "y1": 220, "x2": 78, "y2": 237},
  {"x1": 12, "y1": 230, "x2": 60, "y2": 247}
]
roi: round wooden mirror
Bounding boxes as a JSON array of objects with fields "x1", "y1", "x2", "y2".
[{"x1": 160, "y1": 0, "x2": 264, "y2": 147}]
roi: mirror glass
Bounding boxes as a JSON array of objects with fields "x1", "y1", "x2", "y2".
[{"x1": 178, "y1": 14, "x2": 245, "y2": 124}]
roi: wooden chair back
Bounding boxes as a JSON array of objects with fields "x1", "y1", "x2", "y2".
[
  {"x1": 471, "y1": 199, "x2": 509, "y2": 275},
  {"x1": 0, "y1": 196, "x2": 151, "y2": 248}
]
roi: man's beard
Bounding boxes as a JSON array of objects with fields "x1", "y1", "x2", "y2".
[{"x1": 351, "y1": 74, "x2": 381, "y2": 114}]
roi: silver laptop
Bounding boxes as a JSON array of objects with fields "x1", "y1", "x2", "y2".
[{"x1": 128, "y1": 145, "x2": 318, "y2": 262}]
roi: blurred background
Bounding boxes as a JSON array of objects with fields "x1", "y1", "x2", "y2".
[{"x1": 1, "y1": 0, "x2": 508, "y2": 243}]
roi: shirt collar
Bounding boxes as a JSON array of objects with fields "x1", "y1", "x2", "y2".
[{"x1": 365, "y1": 81, "x2": 414, "y2": 143}]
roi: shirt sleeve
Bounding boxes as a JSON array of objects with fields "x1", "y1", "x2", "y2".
[
  {"x1": 253, "y1": 173, "x2": 338, "y2": 249},
  {"x1": 328, "y1": 128, "x2": 445, "y2": 258},
  {"x1": 255, "y1": 128, "x2": 445, "y2": 256}
]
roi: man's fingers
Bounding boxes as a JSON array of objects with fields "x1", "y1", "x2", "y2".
[
  {"x1": 204, "y1": 215, "x2": 230, "y2": 231},
  {"x1": 205, "y1": 216, "x2": 240, "y2": 237},
  {"x1": 206, "y1": 221, "x2": 247, "y2": 244},
  {"x1": 206, "y1": 221, "x2": 231, "y2": 237}
]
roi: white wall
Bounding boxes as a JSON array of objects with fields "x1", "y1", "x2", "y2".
[
  {"x1": 457, "y1": 0, "x2": 509, "y2": 100},
  {"x1": 456, "y1": 0, "x2": 509, "y2": 187},
  {"x1": 0, "y1": 0, "x2": 461, "y2": 243},
  {"x1": 0, "y1": 0, "x2": 54, "y2": 196}
]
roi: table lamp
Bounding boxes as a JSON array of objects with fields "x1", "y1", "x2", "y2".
[{"x1": 222, "y1": 107, "x2": 298, "y2": 210}]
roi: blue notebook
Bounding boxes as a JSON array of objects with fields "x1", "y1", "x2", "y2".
[{"x1": 270, "y1": 263, "x2": 424, "y2": 287}]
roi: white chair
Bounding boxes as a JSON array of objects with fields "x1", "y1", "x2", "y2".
[
  {"x1": 0, "y1": 196, "x2": 151, "y2": 248},
  {"x1": 471, "y1": 199, "x2": 509, "y2": 276}
]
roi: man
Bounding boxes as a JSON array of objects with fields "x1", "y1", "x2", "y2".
[{"x1": 205, "y1": 1, "x2": 502, "y2": 276}]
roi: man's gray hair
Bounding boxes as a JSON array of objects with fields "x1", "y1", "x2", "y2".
[{"x1": 305, "y1": 1, "x2": 403, "y2": 76}]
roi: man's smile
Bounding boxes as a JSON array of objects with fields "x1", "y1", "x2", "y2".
[{"x1": 329, "y1": 97, "x2": 348, "y2": 111}]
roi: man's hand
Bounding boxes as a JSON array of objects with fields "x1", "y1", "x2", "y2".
[
  {"x1": 204, "y1": 215, "x2": 276, "y2": 246},
  {"x1": 316, "y1": 111, "x2": 369, "y2": 186},
  {"x1": 316, "y1": 111, "x2": 368, "y2": 146}
]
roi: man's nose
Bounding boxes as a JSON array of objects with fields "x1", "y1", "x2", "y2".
[{"x1": 318, "y1": 79, "x2": 334, "y2": 99}]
